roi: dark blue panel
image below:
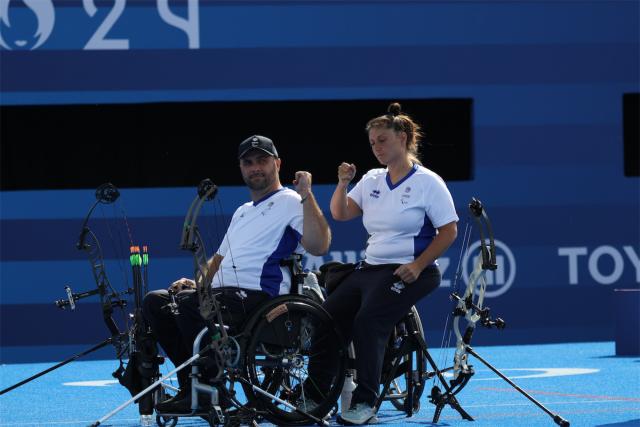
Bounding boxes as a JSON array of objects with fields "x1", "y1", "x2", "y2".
[
  {"x1": 0, "y1": 287, "x2": 616, "y2": 351},
  {"x1": 419, "y1": 286, "x2": 616, "y2": 347},
  {"x1": 0, "y1": 216, "x2": 228, "y2": 261},
  {"x1": 2, "y1": 205, "x2": 637, "y2": 261},
  {"x1": 475, "y1": 124, "x2": 621, "y2": 167},
  {"x1": 2, "y1": 44, "x2": 638, "y2": 93},
  {"x1": 0, "y1": 303, "x2": 120, "y2": 346},
  {"x1": 3, "y1": 1, "x2": 639, "y2": 50}
]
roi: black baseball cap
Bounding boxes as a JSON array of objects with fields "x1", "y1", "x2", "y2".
[{"x1": 238, "y1": 135, "x2": 279, "y2": 159}]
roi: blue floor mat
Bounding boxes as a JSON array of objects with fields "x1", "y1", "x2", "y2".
[{"x1": 1, "y1": 341, "x2": 638, "y2": 426}]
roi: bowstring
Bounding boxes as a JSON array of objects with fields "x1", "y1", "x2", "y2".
[
  {"x1": 116, "y1": 201, "x2": 141, "y2": 320},
  {"x1": 202, "y1": 194, "x2": 246, "y2": 316},
  {"x1": 99, "y1": 201, "x2": 134, "y2": 336},
  {"x1": 434, "y1": 217, "x2": 472, "y2": 387},
  {"x1": 214, "y1": 197, "x2": 246, "y2": 316},
  {"x1": 209, "y1": 199, "x2": 225, "y2": 289}
]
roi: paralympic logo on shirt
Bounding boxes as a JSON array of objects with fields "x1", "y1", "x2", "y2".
[{"x1": 461, "y1": 239, "x2": 516, "y2": 298}]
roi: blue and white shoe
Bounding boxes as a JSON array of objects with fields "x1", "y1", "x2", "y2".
[{"x1": 339, "y1": 403, "x2": 378, "y2": 425}]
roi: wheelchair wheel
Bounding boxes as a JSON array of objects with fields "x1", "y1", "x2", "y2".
[
  {"x1": 242, "y1": 298, "x2": 347, "y2": 426},
  {"x1": 154, "y1": 387, "x2": 179, "y2": 426},
  {"x1": 387, "y1": 306, "x2": 426, "y2": 413},
  {"x1": 155, "y1": 414, "x2": 178, "y2": 427}
]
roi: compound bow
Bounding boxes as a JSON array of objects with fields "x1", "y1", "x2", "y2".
[
  {"x1": 57, "y1": 184, "x2": 158, "y2": 415},
  {"x1": 449, "y1": 198, "x2": 504, "y2": 389},
  {"x1": 430, "y1": 197, "x2": 569, "y2": 427},
  {"x1": 179, "y1": 178, "x2": 234, "y2": 375},
  {"x1": 0, "y1": 183, "x2": 157, "y2": 403},
  {"x1": 60, "y1": 183, "x2": 132, "y2": 357},
  {"x1": 71, "y1": 183, "x2": 164, "y2": 415}
]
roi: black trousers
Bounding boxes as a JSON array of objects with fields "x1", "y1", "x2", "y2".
[
  {"x1": 142, "y1": 286, "x2": 270, "y2": 388},
  {"x1": 310, "y1": 263, "x2": 440, "y2": 407}
]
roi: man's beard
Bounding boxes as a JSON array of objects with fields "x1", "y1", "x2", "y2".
[{"x1": 244, "y1": 172, "x2": 273, "y2": 191}]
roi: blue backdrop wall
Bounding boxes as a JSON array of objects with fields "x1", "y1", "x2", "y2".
[{"x1": 1, "y1": 0, "x2": 638, "y2": 363}]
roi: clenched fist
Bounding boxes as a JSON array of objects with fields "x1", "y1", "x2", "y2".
[
  {"x1": 338, "y1": 162, "x2": 356, "y2": 184},
  {"x1": 293, "y1": 171, "x2": 312, "y2": 198}
]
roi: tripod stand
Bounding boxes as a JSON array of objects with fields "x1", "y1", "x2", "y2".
[
  {"x1": 376, "y1": 307, "x2": 570, "y2": 426},
  {"x1": 375, "y1": 308, "x2": 473, "y2": 422}
]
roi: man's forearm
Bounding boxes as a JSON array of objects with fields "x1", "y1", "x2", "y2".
[
  {"x1": 194, "y1": 254, "x2": 223, "y2": 285},
  {"x1": 301, "y1": 192, "x2": 331, "y2": 255}
]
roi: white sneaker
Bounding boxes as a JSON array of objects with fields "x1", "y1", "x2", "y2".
[{"x1": 339, "y1": 403, "x2": 378, "y2": 425}]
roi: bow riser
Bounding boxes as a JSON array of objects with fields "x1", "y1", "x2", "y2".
[
  {"x1": 448, "y1": 198, "x2": 500, "y2": 386},
  {"x1": 180, "y1": 180, "x2": 230, "y2": 354}
]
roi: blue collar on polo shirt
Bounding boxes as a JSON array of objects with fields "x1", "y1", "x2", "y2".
[
  {"x1": 385, "y1": 163, "x2": 418, "y2": 190},
  {"x1": 253, "y1": 187, "x2": 285, "y2": 206}
]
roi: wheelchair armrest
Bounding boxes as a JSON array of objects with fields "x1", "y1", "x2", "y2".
[{"x1": 280, "y1": 253, "x2": 304, "y2": 276}]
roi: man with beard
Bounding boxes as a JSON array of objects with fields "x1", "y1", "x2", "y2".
[{"x1": 143, "y1": 135, "x2": 331, "y2": 413}]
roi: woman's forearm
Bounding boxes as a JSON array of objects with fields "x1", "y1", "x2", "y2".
[
  {"x1": 414, "y1": 222, "x2": 458, "y2": 271},
  {"x1": 330, "y1": 182, "x2": 350, "y2": 220}
]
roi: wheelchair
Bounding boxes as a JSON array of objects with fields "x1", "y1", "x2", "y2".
[
  {"x1": 154, "y1": 255, "x2": 347, "y2": 427},
  {"x1": 377, "y1": 305, "x2": 428, "y2": 415},
  {"x1": 316, "y1": 262, "x2": 429, "y2": 418}
]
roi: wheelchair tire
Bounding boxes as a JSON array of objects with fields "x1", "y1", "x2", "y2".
[
  {"x1": 241, "y1": 297, "x2": 347, "y2": 426},
  {"x1": 155, "y1": 414, "x2": 178, "y2": 427},
  {"x1": 388, "y1": 306, "x2": 427, "y2": 414}
]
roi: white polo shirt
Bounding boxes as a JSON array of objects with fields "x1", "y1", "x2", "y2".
[
  {"x1": 348, "y1": 164, "x2": 458, "y2": 266},
  {"x1": 212, "y1": 187, "x2": 304, "y2": 296}
]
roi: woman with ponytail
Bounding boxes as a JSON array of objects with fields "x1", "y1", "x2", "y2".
[{"x1": 307, "y1": 103, "x2": 458, "y2": 424}]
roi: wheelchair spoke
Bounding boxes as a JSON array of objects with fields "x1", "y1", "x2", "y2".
[
  {"x1": 300, "y1": 370, "x2": 331, "y2": 401},
  {"x1": 242, "y1": 299, "x2": 347, "y2": 425}
]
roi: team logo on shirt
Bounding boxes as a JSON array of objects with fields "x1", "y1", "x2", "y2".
[
  {"x1": 401, "y1": 192, "x2": 411, "y2": 205},
  {"x1": 261, "y1": 201, "x2": 275, "y2": 216},
  {"x1": 390, "y1": 281, "x2": 405, "y2": 294},
  {"x1": 369, "y1": 189, "x2": 381, "y2": 199},
  {"x1": 405, "y1": 187, "x2": 411, "y2": 193}
]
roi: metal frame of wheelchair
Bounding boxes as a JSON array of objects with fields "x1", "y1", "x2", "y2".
[
  {"x1": 326, "y1": 292, "x2": 429, "y2": 419},
  {"x1": 375, "y1": 305, "x2": 427, "y2": 416},
  {"x1": 153, "y1": 255, "x2": 348, "y2": 427},
  {"x1": 289, "y1": 259, "x2": 432, "y2": 420}
]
